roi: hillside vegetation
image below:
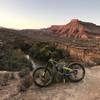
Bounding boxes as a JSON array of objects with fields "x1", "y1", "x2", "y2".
[{"x1": 0, "y1": 42, "x2": 67, "y2": 71}]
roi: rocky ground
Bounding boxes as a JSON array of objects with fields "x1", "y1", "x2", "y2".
[{"x1": 0, "y1": 66, "x2": 100, "y2": 100}]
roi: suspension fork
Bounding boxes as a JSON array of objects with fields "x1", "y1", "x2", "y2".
[
  {"x1": 42, "y1": 62, "x2": 50, "y2": 76},
  {"x1": 45, "y1": 62, "x2": 55, "y2": 75},
  {"x1": 41, "y1": 69, "x2": 47, "y2": 77}
]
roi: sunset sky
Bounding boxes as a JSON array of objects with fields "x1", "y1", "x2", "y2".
[{"x1": 0, "y1": 0, "x2": 100, "y2": 29}]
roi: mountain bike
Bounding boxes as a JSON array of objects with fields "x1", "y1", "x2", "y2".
[{"x1": 33, "y1": 58, "x2": 85, "y2": 87}]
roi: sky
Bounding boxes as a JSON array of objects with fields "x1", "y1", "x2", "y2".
[{"x1": 0, "y1": 0, "x2": 100, "y2": 29}]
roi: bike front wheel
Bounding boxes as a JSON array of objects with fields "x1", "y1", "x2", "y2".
[
  {"x1": 68, "y1": 63, "x2": 85, "y2": 82},
  {"x1": 33, "y1": 67, "x2": 53, "y2": 87}
]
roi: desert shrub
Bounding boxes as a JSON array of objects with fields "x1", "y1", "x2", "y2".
[
  {"x1": 0, "y1": 49, "x2": 32, "y2": 71},
  {"x1": 18, "y1": 67, "x2": 30, "y2": 78},
  {"x1": 9, "y1": 72, "x2": 15, "y2": 80},
  {"x1": 29, "y1": 42, "x2": 66, "y2": 62},
  {"x1": 0, "y1": 73, "x2": 9, "y2": 86},
  {"x1": 18, "y1": 68, "x2": 33, "y2": 92},
  {"x1": 0, "y1": 79, "x2": 8, "y2": 86}
]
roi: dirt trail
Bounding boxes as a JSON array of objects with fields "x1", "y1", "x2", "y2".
[{"x1": 0, "y1": 66, "x2": 100, "y2": 100}]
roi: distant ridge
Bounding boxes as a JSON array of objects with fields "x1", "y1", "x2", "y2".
[
  {"x1": 0, "y1": 19, "x2": 100, "y2": 40},
  {"x1": 49, "y1": 19, "x2": 100, "y2": 39}
]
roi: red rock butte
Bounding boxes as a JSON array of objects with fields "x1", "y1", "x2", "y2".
[{"x1": 49, "y1": 19, "x2": 100, "y2": 39}]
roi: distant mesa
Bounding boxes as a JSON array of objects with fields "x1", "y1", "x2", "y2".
[{"x1": 49, "y1": 19, "x2": 100, "y2": 39}]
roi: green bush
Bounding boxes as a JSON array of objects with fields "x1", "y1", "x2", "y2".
[
  {"x1": 29, "y1": 42, "x2": 65, "y2": 62},
  {"x1": 0, "y1": 49, "x2": 32, "y2": 71},
  {"x1": 0, "y1": 42, "x2": 70, "y2": 71}
]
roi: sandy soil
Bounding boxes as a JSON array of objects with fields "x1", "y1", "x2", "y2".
[{"x1": 0, "y1": 66, "x2": 100, "y2": 100}]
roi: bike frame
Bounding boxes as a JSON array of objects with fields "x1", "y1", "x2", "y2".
[{"x1": 44, "y1": 59, "x2": 74, "y2": 78}]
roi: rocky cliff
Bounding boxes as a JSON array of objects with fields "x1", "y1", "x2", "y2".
[{"x1": 49, "y1": 19, "x2": 100, "y2": 39}]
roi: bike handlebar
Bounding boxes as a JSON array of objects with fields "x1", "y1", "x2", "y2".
[{"x1": 48, "y1": 58, "x2": 57, "y2": 64}]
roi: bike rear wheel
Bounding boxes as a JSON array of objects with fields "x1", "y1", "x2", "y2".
[
  {"x1": 33, "y1": 67, "x2": 53, "y2": 87},
  {"x1": 68, "y1": 63, "x2": 85, "y2": 82}
]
